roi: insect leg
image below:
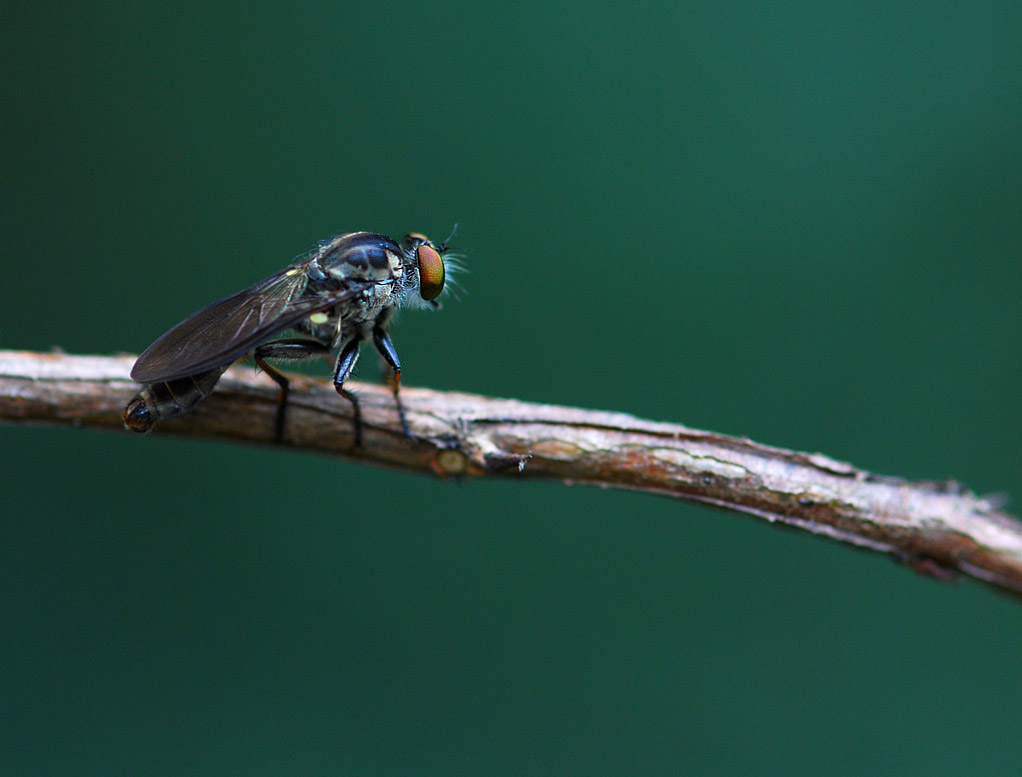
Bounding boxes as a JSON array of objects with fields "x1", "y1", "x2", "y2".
[
  {"x1": 372, "y1": 326, "x2": 412, "y2": 438},
  {"x1": 253, "y1": 338, "x2": 331, "y2": 441},
  {"x1": 332, "y1": 337, "x2": 364, "y2": 446}
]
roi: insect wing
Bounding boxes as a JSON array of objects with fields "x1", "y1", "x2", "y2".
[{"x1": 131, "y1": 263, "x2": 361, "y2": 382}]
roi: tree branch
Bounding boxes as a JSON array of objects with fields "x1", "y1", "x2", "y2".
[{"x1": 3, "y1": 349, "x2": 1019, "y2": 597}]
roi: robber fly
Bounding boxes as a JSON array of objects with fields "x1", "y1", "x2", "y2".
[{"x1": 123, "y1": 230, "x2": 456, "y2": 444}]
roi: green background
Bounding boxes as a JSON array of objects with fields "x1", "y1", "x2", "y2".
[{"x1": 3, "y1": 2, "x2": 1021, "y2": 774}]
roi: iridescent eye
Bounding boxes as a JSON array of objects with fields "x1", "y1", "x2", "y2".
[{"x1": 416, "y1": 242, "x2": 445, "y2": 301}]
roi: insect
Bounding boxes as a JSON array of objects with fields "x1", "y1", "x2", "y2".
[{"x1": 123, "y1": 230, "x2": 456, "y2": 444}]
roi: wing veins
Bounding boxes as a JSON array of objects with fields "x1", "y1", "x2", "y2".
[{"x1": 131, "y1": 268, "x2": 365, "y2": 382}]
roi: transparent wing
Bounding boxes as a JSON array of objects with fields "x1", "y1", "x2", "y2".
[{"x1": 131, "y1": 263, "x2": 365, "y2": 382}]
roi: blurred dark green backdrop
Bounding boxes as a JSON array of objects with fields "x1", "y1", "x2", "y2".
[{"x1": 3, "y1": 2, "x2": 1020, "y2": 775}]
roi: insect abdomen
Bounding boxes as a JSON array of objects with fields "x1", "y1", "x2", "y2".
[{"x1": 123, "y1": 366, "x2": 230, "y2": 433}]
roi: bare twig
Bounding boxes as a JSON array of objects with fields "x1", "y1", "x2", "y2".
[{"x1": 2, "y1": 348, "x2": 1020, "y2": 597}]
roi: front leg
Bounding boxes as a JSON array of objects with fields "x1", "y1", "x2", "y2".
[{"x1": 372, "y1": 325, "x2": 412, "y2": 438}]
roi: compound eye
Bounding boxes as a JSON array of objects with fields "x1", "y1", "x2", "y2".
[{"x1": 416, "y1": 242, "x2": 445, "y2": 301}]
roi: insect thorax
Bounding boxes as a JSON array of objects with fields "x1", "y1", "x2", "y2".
[{"x1": 299, "y1": 232, "x2": 410, "y2": 341}]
